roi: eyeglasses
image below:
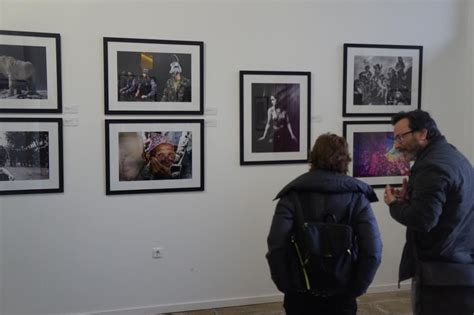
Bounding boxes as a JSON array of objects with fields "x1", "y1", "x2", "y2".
[{"x1": 393, "y1": 130, "x2": 414, "y2": 142}]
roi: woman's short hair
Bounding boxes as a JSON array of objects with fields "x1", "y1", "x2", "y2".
[{"x1": 309, "y1": 133, "x2": 352, "y2": 174}]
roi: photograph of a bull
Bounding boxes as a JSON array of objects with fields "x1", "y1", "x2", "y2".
[
  {"x1": 0, "y1": 55, "x2": 38, "y2": 97},
  {"x1": 0, "y1": 30, "x2": 61, "y2": 113},
  {"x1": 0, "y1": 43, "x2": 48, "y2": 100}
]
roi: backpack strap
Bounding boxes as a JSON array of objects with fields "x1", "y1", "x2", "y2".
[
  {"x1": 346, "y1": 195, "x2": 355, "y2": 226},
  {"x1": 288, "y1": 190, "x2": 312, "y2": 291},
  {"x1": 289, "y1": 190, "x2": 305, "y2": 228},
  {"x1": 342, "y1": 194, "x2": 359, "y2": 252}
]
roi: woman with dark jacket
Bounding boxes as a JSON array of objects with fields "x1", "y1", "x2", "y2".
[{"x1": 266, "y1": 133, "x2": 382, "y2": 315}]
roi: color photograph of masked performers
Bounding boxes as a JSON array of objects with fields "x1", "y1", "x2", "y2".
[
  {"x1": 118, "y1": 131, "x2": 192, "y2": 181},
  {"x1": 116, "y1": 52, "x2": 191, "y2": 103},
  {"x1": 352, "y1": 131, "x2": 409, "y2": 178},
  {"x1": 353, "y1": 56, "x2": 413, "y2": 106},
  {"x1": 252, "y1": 83, "x2": 299, "y2": 153}
]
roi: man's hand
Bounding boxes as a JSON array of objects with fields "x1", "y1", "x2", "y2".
[
  {"x1": 385, "y1": 178, "x2": 409, "y2": 205},
  {"x1": 384, "y1": 184, "x2": 397, "y2": 205},
  {"x1": 394, "y1": 178, "x2": 408, "y2": 201}
]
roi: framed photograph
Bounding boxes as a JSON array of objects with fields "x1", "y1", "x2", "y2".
[
  {"x1": 343, "y1": 43, "x2": 422, "y2": 117},
  {"x1": 343, "y1": 121, "x2": 410, "y2": 188},
  {"x1": 105, "y1": 119, "x2": 204, "y2": 195},
  {"x1": 104, "y1": 37, "x2": 203, "y2": 115},
  {"x1": 0, "y1": 118, "x2": 63, "y2": 195},
  {"x1": 240, "y1": 71, "x2": 311, "y2": 165},
  {"x1": 0, "y1": 30, "x2": 62, "y2": 113}
]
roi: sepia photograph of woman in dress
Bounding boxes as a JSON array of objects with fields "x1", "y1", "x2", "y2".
[{"x1": 252, "y1": 83, "x2": 300, "y2": 153}]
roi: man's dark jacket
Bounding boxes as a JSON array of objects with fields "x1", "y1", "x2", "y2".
[
  {"x1": 389, "y1": 136, "x2": 474, "y2": 313},
  {"x1": 266, "y1": 170, "x2": 382, "y2": 297}
]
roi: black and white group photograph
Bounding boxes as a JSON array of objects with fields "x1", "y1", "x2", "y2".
[
  {"x1": 352, "y1": 55, "x2": 413, "y2": 106},
  {"x1": 343, "y1": 44, "x2": 422, "y2": 116}
]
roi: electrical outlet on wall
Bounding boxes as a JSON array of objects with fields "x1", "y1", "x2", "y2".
[{"x1": 152, "y1": 247, "x2": 163, "y2": 259}]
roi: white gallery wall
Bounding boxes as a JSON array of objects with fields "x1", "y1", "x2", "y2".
[{"x1": 0, "y1": 1, "x2": 473, "y2": 314}]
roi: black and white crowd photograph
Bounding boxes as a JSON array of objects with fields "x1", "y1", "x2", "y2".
[{"x1": 0, "y1": 130, "x2": 50, "y2": 181}]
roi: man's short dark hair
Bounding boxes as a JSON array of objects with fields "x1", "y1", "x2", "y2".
[
  {"x1": 309, "y1": 133, "x2": 351, "y2": 174},
  {"x1": 391, "y1": 110, "x2": 441, "y2": 140}
]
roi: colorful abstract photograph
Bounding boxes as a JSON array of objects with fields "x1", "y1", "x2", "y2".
[{"x1": 353, "y1": 131, "x2": 409, "y2": 178}]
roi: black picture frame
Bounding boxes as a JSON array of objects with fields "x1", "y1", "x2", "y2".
[
  {"x1": 343, "y1": 43, "x2": 422, "y2": 117},
  {"x1": 105, "y1": 119, "x2": 204, "y2": 195},
  {"x1": 0, "y1": 118, "x2": 63, "y2": 195},
  {"x1": 343, "y1": 120, "x2": 410, "y2": 188},
  {"x1": 240, "y1": 71, "x2": 311, "y2": 165},
  {"x1": 104, "y1": 37, "x2": 204, "y2": 115},
  {"x1": 0, "y1": 30, "x2": 62, "y2": 113}
]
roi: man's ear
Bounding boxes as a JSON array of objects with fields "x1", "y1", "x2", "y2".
[{"x1": 419, "y1": 128, "x2": 428, "y2": 141}]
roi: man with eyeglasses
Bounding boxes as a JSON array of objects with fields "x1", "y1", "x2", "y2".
[{"x1": 383, "y1": 110, "x2": 473, "y2": 315}]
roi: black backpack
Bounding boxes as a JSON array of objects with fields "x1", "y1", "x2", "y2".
[{"x1": 289, "y1": 191, "x2": 355, "y2": 297}]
